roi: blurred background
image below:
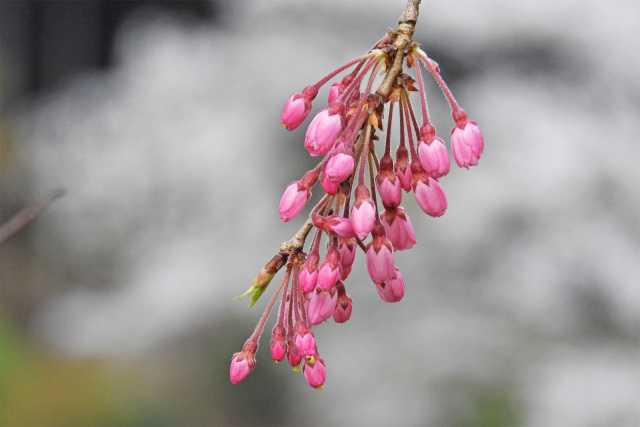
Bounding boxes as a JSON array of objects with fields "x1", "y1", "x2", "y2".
[{"x1": 1, "y1": 0, "x2": 639, "y2": 426}]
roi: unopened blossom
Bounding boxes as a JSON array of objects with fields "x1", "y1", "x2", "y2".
[
  {"x1": 313, "y1": 215, "x2": 357, "y2": 239},
  {"x1": 279, "y1": 182, "x2": 310, "y2": 222},
  {"x1": 451, "y1": 119, "x2": 484, "y2": 168},
  {"x1": 281, "y1": 88, "x2": 316, "y2": 131},
  {"x1": 412, "y1": 162, "x2": 447, "y2": 217},
  {"x1": 418, "y1": 137, "x2": 450, "y2": 178},
  {"x1": 320, "y1": 172, "x2": 339, "y2": 195},
  {"x1": 305, "y1": 108, "x2": 344, "y2": 157},
  {"x1": 299, "y1": 252, "x2": 319, "y2": 293},
  {"x1": 303, "y1": 357, "x2": 326, "y2": 390},
  {"x1": 229, "y1": 341, "x2": 257, "y2": 384},
  {"x1": 380, "y1": 207, "x2": 416, "y2": 251},
  {"x1": 351, "y1": 185, "x2": 376, "y2": 240},
  {"x1": 328, "y1": 82, "x2": 341, "y2": 105},
  {"x1": 270, "y1": 324, "x2": 287, "y2": 362},
  {"x1": 294, "y1": 324, "x2": 318, "y2": 359},
  {"x1": 338, "y1": 238, "x2": 356, "y2": 269},
  {"x1": 287, "y1": 347, "x2": 302, "y2": 368},
  {"x1": 307, "y1": 288, "x2": 338, "y2": 326},
  {"x1": 317, "y1": 248, "x2": 341, "y2": 291},
  {"x1": 325, "y1": 152, "x2": 355, "y2": 184},
  {"x1": 366, "y1": 222, "x2": 395, "y2": 284},
  {"x1": 375, "y1": 268, "x2": 405, "y2": 303},
  {"x1": 376, "y1": 155, "x2": 402, "y2": 208},
  {"x1": 395, "y1": 145, "x2": 413, "y2": 191},
  {"x1": 333, "y1": 281, "x2": 353, "y2": 323}
]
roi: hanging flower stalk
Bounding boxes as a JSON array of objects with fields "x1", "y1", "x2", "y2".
[{"x1": 231, "y1": 0, "x2": 484, "y2": 390}]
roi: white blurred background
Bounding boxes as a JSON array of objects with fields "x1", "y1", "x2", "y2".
[{"x1": 1, "y1": 1, "x2": 639, "y2": 426}]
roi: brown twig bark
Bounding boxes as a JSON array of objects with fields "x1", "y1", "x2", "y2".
[
  {"x1": 375, "y1": 0, "x2": 420, "y2": 100},
  {"x1": 0, "y1": 189, "x2": 65, "y2": 244}
]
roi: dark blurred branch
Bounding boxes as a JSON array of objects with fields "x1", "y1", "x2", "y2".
[{"x1": 0, "y1": 189, "x2": 65, "y2": 244}]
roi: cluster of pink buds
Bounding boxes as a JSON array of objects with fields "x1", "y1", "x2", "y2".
[{"x1": 231, "y1": 2, "x2": 484, "y2": 390}]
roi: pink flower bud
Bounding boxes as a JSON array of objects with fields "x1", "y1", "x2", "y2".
[
  {"x1": 279, "y1": 182, "x2": 310, "y2": 222},
  {"x1": 304, "y1": 109, "x2": 344, "y2": 157},
  {"x1": 375, "y1": 268, "x2": 405, "y2": 303},
  {"x1": 451, "y1": 120, "x2": 484, "y2": 168},
  {"x1": 365, "y1": 222, "x2": 395, "y2": 284},
  {"x1": 413, "y1": 175, "x2": 447, "y2": 217},
  {"x1": 328, "y1": 82, "x2": 341, "y2": 105},
  {"x1": 350, "y1": 185, "x2": 376, "y2": 240},
  {"x1": 376, "y1": 156, "x2": 402, "y2": 209},
  {"x1": 325, "y1": 153, "x2": 355, "y2": 184},
  {"x1": 294, "y1": 325, "x2": 318, "y2": 359},
  {"x1": 317, "y1": 248, "x2": 341, "y2": 291},
  {"x1": 230, "y1": 353, "x2": 253, "y2": 384},
  {"x1": 338, "y1": 238, "x2": 356, "y2": 269},
  {"x1": 307, "y1": 288, "x2": 338, "y2": 326},
  {"x1": 303, "y1": 357, "x2": 326, "y2": 389},
  {"x1": 320, "y1": 172, "x2": 339, "y2": 195},
  {"x1": 395, "y1": 145, "x2": 413, "y2": 191},
  {"x1": 287, "y1": 347, "x2": 302, "y2": 367},
  {"x1": 339, "y1": 265, "x2": 352, "y2": 281},
  {"x1": 333, "y1": 281, "x2": 352, "y2": 323},
  {"x1": 299, "y1": 252, "x2": 319, "y2": 293},
  {"x1": 313, "y1": 215, "x2": 357, "y2": 238},
  {"x1": 281, "y1": 93, "x2": 313, "y2": 131},
  {"x1": 418, "y1": 137, "x2": 450, "y2": 178},
  {"x1": 270, "y1": 324, "x2": 287, "y2": 362},
  {"x1": 380, "y1": 207, "x2": 416, "y2": 251}
]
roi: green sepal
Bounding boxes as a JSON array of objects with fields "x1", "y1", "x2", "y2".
[{"x1": 233, "y1": 274, "x2": 274, "y2": 308}]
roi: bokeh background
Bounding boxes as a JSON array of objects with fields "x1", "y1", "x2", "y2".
[{"x1": 1, "y1": 0, "x2": 639, "y2": 426}]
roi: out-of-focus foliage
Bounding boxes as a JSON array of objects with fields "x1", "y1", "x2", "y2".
[{"x1": 0, "y1": 316, "x2": 165, "y2": 426}]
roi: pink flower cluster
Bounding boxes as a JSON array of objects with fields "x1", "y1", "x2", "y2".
[{"x1": 231, "y1": 29, "x2": 484, "y2": 389}]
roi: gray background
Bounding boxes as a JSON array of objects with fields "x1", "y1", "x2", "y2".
[{"x1": 1, "y1": 0, "x2": 638, "y2": 425}]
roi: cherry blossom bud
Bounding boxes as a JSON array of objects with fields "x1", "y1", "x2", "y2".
[
  {"x1": 328, "y1": 82, "x2": 341, "y2": 105},
  {"x1": 395, "y1": 145, "x2": 413, "y2": 191},
  {"x1": 339, "y1": 265, "x2": 352, "y2": 281},
  {"x1": 270, "y1": 324, "x2": 287, "y2": 362},
  {"x1": 451, "y1": 120, "x2": 484, "y2": 168},
  {"x1": 279, "y1": 182, "x2": 310, "y2": 222},
  {"x1": 365, "y1": 222, "x2": 395, "y2": 284},
  {"x1": 307, "y1": 288, "x2": 338, "y2": 326},
  {"x1": 229, "y1": 341, "x2": 257, "y2": 384},
  {"x1": 299, "y1": 252, "x2": 319, "y2": 293},
  {"x1": 350, "y1": 185, "x2": 376, "y2": 240},
  {"x1": 325, "y1": 153, "x2": 355, "y2": 184},
  {"x1": 313, "y1": 215, "x2": 357, "y2": 238},
  {"x1": 375, "y1": 268, "x2": 405, "y2": 303},
  {"x1": 287, "y1": 347, "x2": 302, "y2": 367},
  {"x1": 333, "y1": 281, "x2": 352, "y2": 323},
  {"x1": 281, "y1": 93, "x2": 313, "y2": 131},
  {"x1": 376, "y1": 155, "x2": 402, "y2": 209},
  {"x1": 380, "y1": 207, "x2": 416, "y2": 251},
  {"x1": 413, "y1": 174, "x2": 447, "y2": 217},
  {"x1": 303, "y1": 357, "x2": 326, "y2": 390},
  {"x1": 418, "y1": 137, "x2": 450, "y2": 178},
  {"x1": 294, "y1": 323, "x2": 318, "y2": 359},
  {"x1": 338, "y1": 238, "x2": 356, "y2": 269},
  {"x1": 320, "y1": 172, "x2": 339, "y2": 195},
  {"x1": 305, "y1": 109, "x2": 344, "y2": 157},
  {"x1": 317, "y1": 248, "x2": 341, "y2": 291}
]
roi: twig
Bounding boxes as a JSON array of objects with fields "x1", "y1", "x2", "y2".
[
  {"x1": 376, "y1": 0, "x2": 421, "y2": 100},
  {"x1": 0, "y1": 189, "x2": 65, "y2": 244}
]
